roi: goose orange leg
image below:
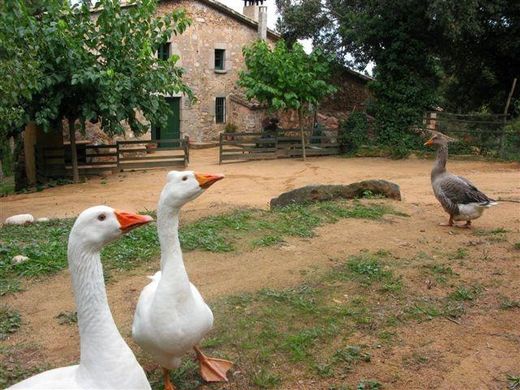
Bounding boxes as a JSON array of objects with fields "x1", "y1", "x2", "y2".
[
  {"x1": 457, "y1": 220, "x2": 472, "y2": 229},
  {"x1": 193, "y1": 345, "x2": 233, "y2": 382},
  {"x1": 162, "y1": 367, "x2": 176, "y2": 390}
]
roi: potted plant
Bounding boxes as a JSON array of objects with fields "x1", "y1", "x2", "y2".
[{"x1": 223, "y1": 123, "x2": 238, "y2": 141}]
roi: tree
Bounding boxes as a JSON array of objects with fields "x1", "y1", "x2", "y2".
[
  {"x1": 3, "y1": 0, "x2": 193, "y2": 183},
  {"x1": 276, "y1": 0, "x2": 442, "y2": 157},
  {"x1": 239, "y1": 40, "x2": 336, "y2": 160},
  {"x1": 431, "y1": 0, "x2": 520, "y2": 114},
  {"x1": 276, "y1": 0, "x2": 519, "y2": 155},
  {"x1": 0, "y1": 0, "x2": 43, "y2": 138}
]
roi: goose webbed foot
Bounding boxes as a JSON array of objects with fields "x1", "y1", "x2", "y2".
[
  {"x1": 162, "y1": 367, "x2": 176, "y2": 390},
  {"x1": 439, "y1": 216, "x2": 454, "y2": 227},
  {"x1": 456, "y1": 220, "x2": 472, "y2": 229},
  {"x1": 194, "y1": 345, "x2": 233, "y2": 382}
]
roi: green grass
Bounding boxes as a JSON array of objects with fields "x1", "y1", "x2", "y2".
[
  {"x1": 55, "y1": 311, "x2": 78, "y2": 326},
  {"x1": 508, "y1": 374, "x2": 520, "y2": 390},
  {"x1": 448, "y1": 285, "x2": 482, "y2": 302},
  {"x1": 0, "y1": 306, "x2": 21, "y2": 341},
  {"x1": 499, "y1": 297, "x2": 520, "y2": 310},
  {"x1": 0, "y1": 176, "x2": 15, "y2": 196},
  {"x1": 449, "y1": 248, "x2": 468, "y2": 260},
  {"x1": 0, "y1": 344, "x2": 50, "y2": 389},
  {"x1": 424, "y1": 263, "x2": 457, "y2": 284},
  {"x1": 0, "y1": 200, "x2": 402, "y2": 284},
  {"x1": 513, "y1": 242, "x2": 520, "y2": 250}
]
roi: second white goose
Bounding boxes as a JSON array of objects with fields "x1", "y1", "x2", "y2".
[{"x1": 132, "y1": 170, "x2": 232, "y2": 390}]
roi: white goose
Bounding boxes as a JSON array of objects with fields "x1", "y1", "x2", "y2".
[
  {"x1": 9, "y1": 206, "x2": 153, "y2": 390},
  {"x1": 132, "y1": 171, "x2": 232, "y2": 390}
]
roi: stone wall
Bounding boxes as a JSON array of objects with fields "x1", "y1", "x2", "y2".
[{"x1": 155, "y1": 0, "x2": 277, "y2": 143}]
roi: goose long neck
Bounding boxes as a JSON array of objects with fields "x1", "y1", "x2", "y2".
[
  {"x1": 157, "y1": 204, "x2": 190, "y2": 289},
  {"x1": 432, "y1": 144, "x2": 448, "y2": 178},
  {"x1": 67, "y1": 237, "x2": 132, "y2": 372}
]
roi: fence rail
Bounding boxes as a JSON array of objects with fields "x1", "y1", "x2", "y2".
[
  {"x1": 35, "y1": 136, "x2": 189, "y2": 181},
  {"x1": 219, "y1": 131, "x2": 339, "y2": 163}
]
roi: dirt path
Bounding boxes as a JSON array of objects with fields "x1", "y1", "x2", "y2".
[
  {"x1": 1, "y1": 152, "x2": 519, "y2": 389},
  {"x1": 1, "y1": 148, "x2": 519, "y2": 221}
]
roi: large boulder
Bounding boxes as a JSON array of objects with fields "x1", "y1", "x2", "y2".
[{"x1": 270, "y1": 180, "x2": 401, "y2": 209}]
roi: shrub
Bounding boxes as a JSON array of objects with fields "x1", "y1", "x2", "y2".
[{"x1": 339, "y1": 111, "x2": 370, "y2": 153}]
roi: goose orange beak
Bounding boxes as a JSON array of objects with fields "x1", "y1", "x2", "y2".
[
  {"x1": 195, "y1": 173, "x2": 224, "y2": 189},
  {"x1": 424, "y1": 138, "x2": 434, "y2": 146},
  {"x1": 114, "y1": 210, "x2": 153, "y2": 233}
]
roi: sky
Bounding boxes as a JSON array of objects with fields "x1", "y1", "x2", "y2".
[{"x1": 218, "y1": 0, "x2": 280, "y2": 30}]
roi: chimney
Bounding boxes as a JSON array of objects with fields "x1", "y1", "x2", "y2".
[
  {"x1": 243, "y1": 1, "x2": 266, "y2": 18},
  {"x1": 257, "y1": 5, "x2": 267, "y2": 40}
]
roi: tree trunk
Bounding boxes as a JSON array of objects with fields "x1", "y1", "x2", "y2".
[
  {"x1": 298, "y1": 107, "x2": 306, "y2": 161},
  {"x1": 68, "y1": 117, "x2": 80, "y2": 183}
]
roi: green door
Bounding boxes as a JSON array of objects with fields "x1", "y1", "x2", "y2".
[{"x1": 152, "y1": 97, "x2": 180, "y2": 148}]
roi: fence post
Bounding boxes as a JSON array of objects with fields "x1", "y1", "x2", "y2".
[
  {"x1": 115, "y1": 142, "x2": 121, "y2": 173},
  {"x1": 219, "y1": 133, "x2": 223, "y2": 164},
  {"x1": 184, "y1": 136, "x2": 190, "y2": 166}
]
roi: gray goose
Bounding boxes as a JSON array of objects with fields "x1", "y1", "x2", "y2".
[{"x1": 424, "y1": 132, "x2": 497, "y2": 227}]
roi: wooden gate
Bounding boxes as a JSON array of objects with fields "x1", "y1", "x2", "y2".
[
  {"x1": 219, "y1": 131, "x2": 339, "y2": 163},
  {"x1": 35, "y1": 136, "x2": 189, "y2": 181}
]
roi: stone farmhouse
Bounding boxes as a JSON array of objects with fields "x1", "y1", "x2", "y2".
[{"x1": 93, "y1": 0, "x2": 372, "y2": 144}]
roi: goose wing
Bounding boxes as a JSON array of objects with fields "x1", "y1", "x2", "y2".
[{"x1": 438, "y1": 174, "x2": 495, "y2": 205}]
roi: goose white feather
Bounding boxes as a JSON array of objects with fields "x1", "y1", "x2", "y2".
[
  {"x1": 132, "y1": 171, "x2": 230, "y2": 388},
  {"x1": 9, "y1": 206, "x2": 152, "y2": 390}
]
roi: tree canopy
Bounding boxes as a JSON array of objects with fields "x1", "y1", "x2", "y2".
[
  {"x1": 0, "y1": 0, "x2": 193, "y2": 182},
  {"x1": 239, "y1": 40, "x2": 336, "y2": 159},
  {"x1": 276, "y1": 0, "x2": 519, "y2": 155}
]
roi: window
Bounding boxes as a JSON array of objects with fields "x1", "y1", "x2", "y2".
[
  {"x1": 214, "y1": 49, "x2": 225, "y2": 71},
  {"x1": 158, "y1": 42, "x2": 171, "y2": 61},
  {"x1": 215, "y1": 97, "x2": 226, "y2": 123}
]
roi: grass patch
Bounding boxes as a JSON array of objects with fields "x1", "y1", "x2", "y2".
[
  {"x1": 499, "y1": 297, "x2": 520, "y2": 310},
  {"x1": 508, "y1": 374, "x2": 520, "y2": 390},
  {"x1": 448, "y1": 285, "x2": 482, "y2": 302},
  {"x1": 190, "y1": 251, "x2": 418, "y2": 388},
  {"x1": 0, "y1": 176, "x2": 15, "y2": 197},
  {"x1": 449, "y1": 248, "x2": 468, "y2": 260},
  {"x1": 357, "y1": 379, "x2": 382, "y2": 389},
  {"x1": 0, "y1": 200, "x2": 401, "y2": 283},
  {"x1": 55, "y1": 311, "x2": 78, "y2": 326},
  {"x1": 330, "y1": 252, "x2": 401, "y2": 291},
  {"x1": 473, "y1": 227, "x2": 508, "y2": 242},
  {"x1": 0, "y1": 307, "x2": 21, "y2": 340},
  {"x1": 513, "y1": 242, "x2": 520, "y2": 250},
  {"x1": 424, "y1": 263, "x2": 456, "y2": 284},
  {"x1": 0, "y1": 344, "x2": 51, "y2": 388},
  {"x1": 0, "y1": 278, "x2": 21, "y2": 296}
]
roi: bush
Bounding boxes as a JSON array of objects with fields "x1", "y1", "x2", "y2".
[
  {"x1": 502, "y1": 117, "x2": 520, "y2": 161},
  {"x1": 339, "y1": 111, "x2": 370, "y2": 153}
]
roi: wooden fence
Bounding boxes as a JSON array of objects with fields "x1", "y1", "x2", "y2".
[
  {"x1": 36, "y1": 136, "x2": 189, "y2": 181},
  {"x1": 219, "y1": 130, "x2": 339, "y2": 163}
]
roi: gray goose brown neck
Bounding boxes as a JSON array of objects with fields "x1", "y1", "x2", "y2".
[{"x1": 431, "y1": 143, "x2": 448, "y2": 179}]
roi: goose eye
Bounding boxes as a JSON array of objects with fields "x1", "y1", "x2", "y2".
[
  {"x1": 98, "y1": 214, "x2": 106, "y2": 221},
  {"x1": 182, "y1": 176, "x2": 188, "y2": 181}
]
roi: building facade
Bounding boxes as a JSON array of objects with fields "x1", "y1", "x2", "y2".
[{"x1": 150, "y1": 0, "x2": 279, "y2": 144}]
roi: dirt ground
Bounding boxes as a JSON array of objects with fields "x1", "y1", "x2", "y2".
[{"x1": 1, "y1": 149, "x2": 519, "y2": 389}]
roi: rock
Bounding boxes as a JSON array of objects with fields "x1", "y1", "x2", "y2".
[
  {"x1": 270, "y1": 180, "x2": 401, "y2": 209},
  {"x1": 11, "y1": 255, "x2": 29, "y2": 265},
  {"x1": 36, "y1": 217, "x2": 50, "y2": 223},
  {"x1": 5, "y1": 214, "x2": 34, "y2": 225}
]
